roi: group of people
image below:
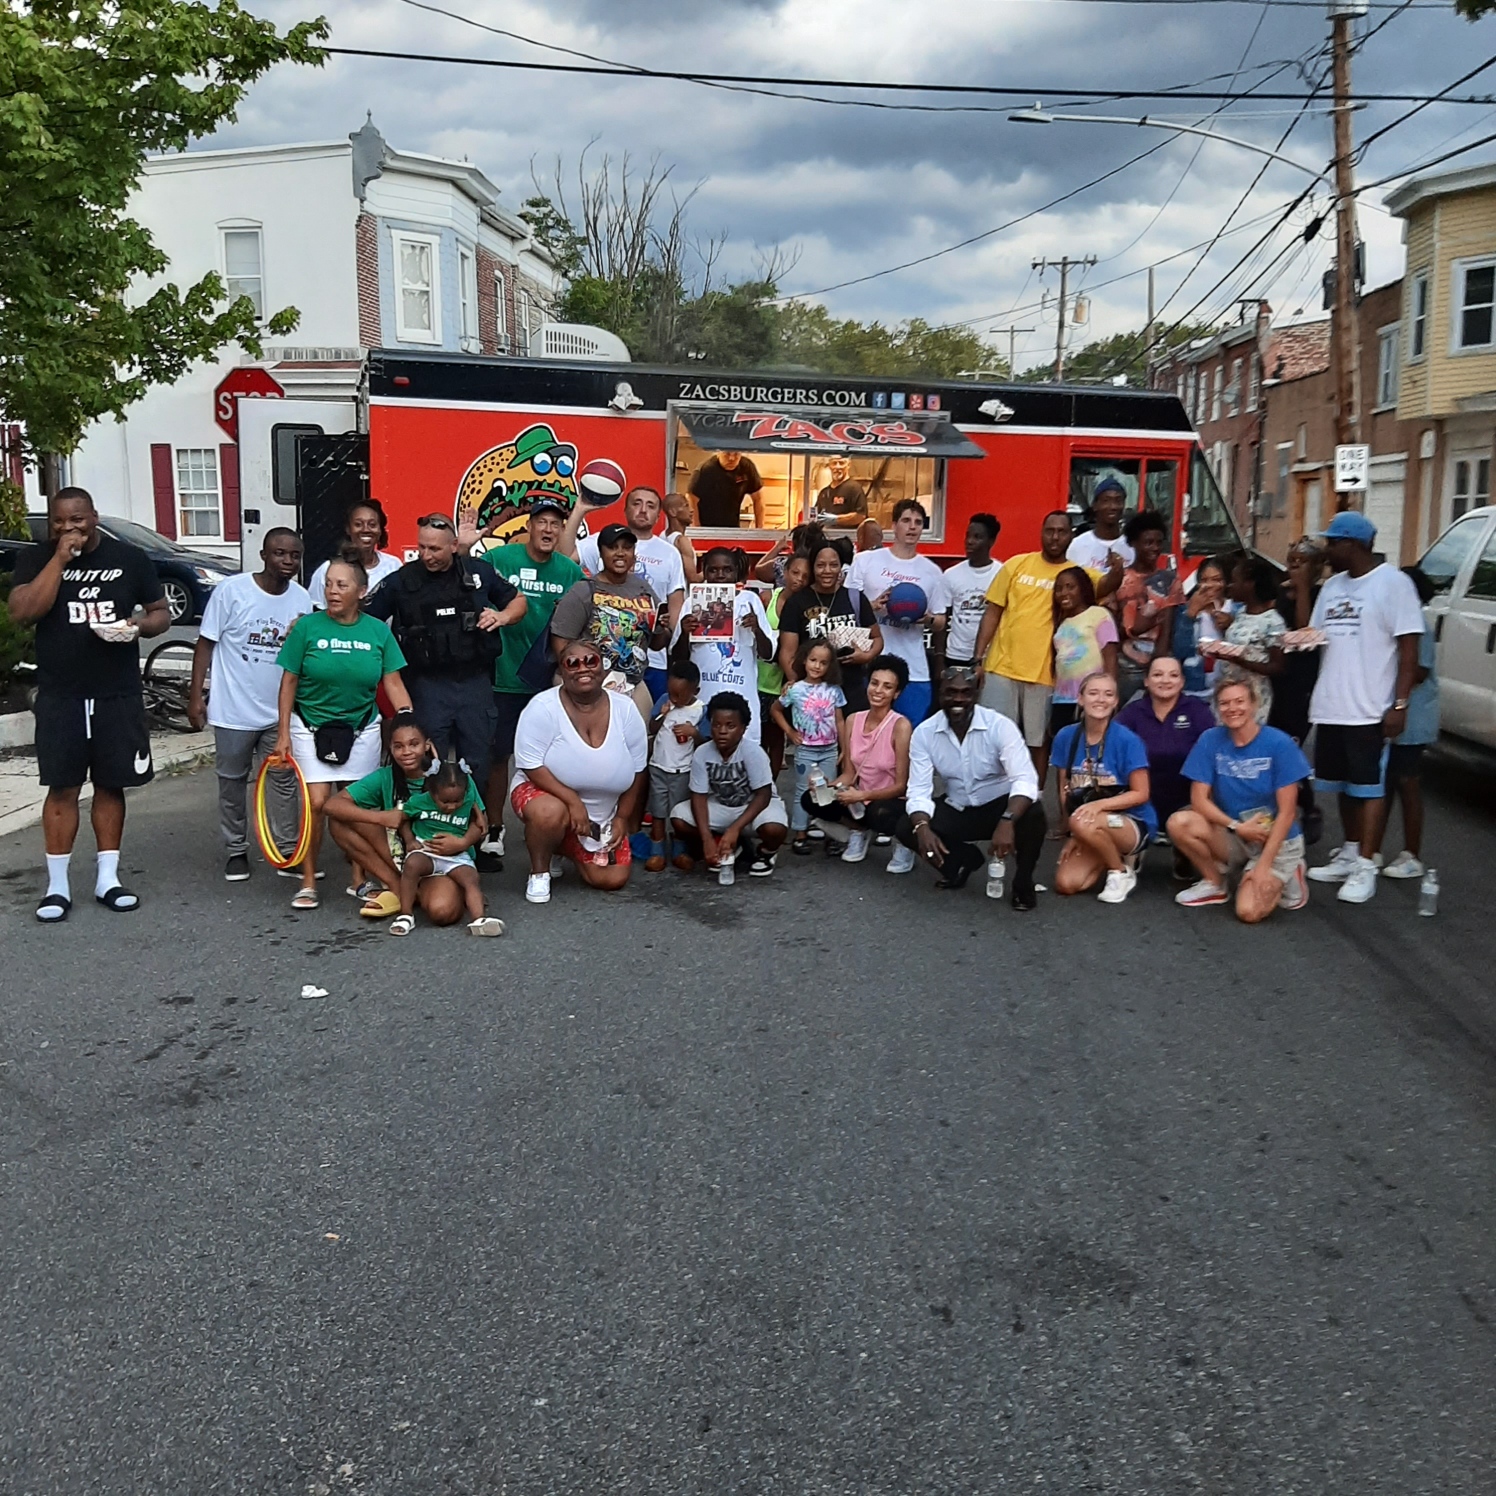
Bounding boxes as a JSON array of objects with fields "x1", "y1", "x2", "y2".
[{"x1": 10, "y1": 476, "x2": 1435, "y2": 931}]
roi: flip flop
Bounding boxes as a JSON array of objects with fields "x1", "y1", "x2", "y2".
[
  {"x1": 389, "y1": 914, "x2": 416, "y2": 936},
  {"x1": 291, "y1": 887, "x2": 320, "y2": 910},
  {"x1": 95, "y1": 886, "x2": 139, "y2": 912},
  {"x1": 358, "y1": 890, "x2": 402, "y2": 919},
  {"x1": 35, "y1": 894, "x2": 71, "y2": 923},
  {"x1": 467, "y1": 917, "x2": 506, "y2": 937}
]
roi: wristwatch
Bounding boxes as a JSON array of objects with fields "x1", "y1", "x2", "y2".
[{"x1": 999, "y1": 811, "x2": 1015, "y2": 821}]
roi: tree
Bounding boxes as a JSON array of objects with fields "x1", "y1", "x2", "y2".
[
  {"x1": 1018, "y1": 322, "x2": 1218, "y2": 384},
  {"x1": 773, "y1": 304, "x2": 996, "y2": 379},
  {"x1": 0, "y1": 2, "x2": 328, "y2": 460}
]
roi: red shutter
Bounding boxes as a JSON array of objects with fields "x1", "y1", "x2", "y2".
[
  {"x1": 219, "y1": 443, "x2": 241, "y2": 543},
  {"x1": 150, "y1": 444, "x2": 177, "y2": 540}
]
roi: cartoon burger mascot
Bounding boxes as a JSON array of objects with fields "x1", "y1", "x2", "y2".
[{"x1": 456, "y1": 423, "x2": 580, "y2": 555}]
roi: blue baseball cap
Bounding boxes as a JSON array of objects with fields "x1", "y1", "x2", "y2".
[{"x1": 1322, "y1": 511, "x2": 1377, "y2": 545}]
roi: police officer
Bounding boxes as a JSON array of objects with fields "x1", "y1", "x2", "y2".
[{"x1": 366, "y1": 513, "x2": 526, "y2": 783}]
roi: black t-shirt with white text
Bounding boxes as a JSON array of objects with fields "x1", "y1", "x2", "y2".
[
  {"x1": 13, "y1": 533, "x2": 164, "y2": 697},
  {"x1": 776, "y1": 584, "x2": 877, "y2": 707}
]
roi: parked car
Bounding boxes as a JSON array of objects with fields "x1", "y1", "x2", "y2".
[
  {"x1": 1415, "y1": 504, "x2": 1496, "y2": 750},
  {"x1": 0, "y1": 514, "x2": 238, "y2": 623}
]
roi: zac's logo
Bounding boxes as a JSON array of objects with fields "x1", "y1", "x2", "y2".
[{"x1": 455, "y1": 422, "x2": 579, "y2": 550}]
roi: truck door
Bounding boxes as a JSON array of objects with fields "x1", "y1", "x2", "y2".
[
  {"x1": 297, "y1": 433, "x2": 372, "y2": 584},
  {"x1": 1432, "y1": 513, "x2": 1496, "y2": 746}
]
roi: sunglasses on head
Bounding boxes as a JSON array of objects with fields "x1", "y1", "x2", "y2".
[
  {"x1": 562, "y1": 652, "x2": 603, "y2": 670},
  {"x1": 417, "y1": 514, "x2": 454, "y2": 531}
]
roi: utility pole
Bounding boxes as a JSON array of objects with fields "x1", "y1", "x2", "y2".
[
  {"x1": 1330, "y1": 0, "x2": 1365, "y2": 470},
  {"x1": 1034, "y1": 255, "x2": 1096, "y2": 381},
  {"x1": 1143, "y1": 266, "x2": 1156, "y2": 385},
  {"x1": 989, "y1": 325, "x2": 1035, "y2": 379}
]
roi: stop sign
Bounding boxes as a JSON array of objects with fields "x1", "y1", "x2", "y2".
[{"x1": 214, "y1": 366, "x2": 284, "y2": 440}]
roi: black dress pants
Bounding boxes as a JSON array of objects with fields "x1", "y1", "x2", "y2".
[{"x1": 893, "y1": 794, "x2": 1047, "y2": 892}]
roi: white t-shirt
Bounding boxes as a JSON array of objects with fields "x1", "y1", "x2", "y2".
[
  {"x1": 308, "y1": 550, "x2": 402, "y2": 609},
  {"x1": 847, "y1": 548, "x2": 946, "y2": 683},
  {"x1": 1067, "y1": 530, "x2": 1134, "y2": 571},
  {"x1": 511, "y1": 686, "x2": 649, "y2": 850},
  {"x1": 687, "y1": 589, "x2": 775, "y2": 742},
  {"x1": 651, "y1": 699, "x2": 706, "y2": 771},
  {"x1": 578, "y1": 531, "x2": 687, "y2": 672},
  {"x1": 934, "y1": 558, "x2": 1001, "y2": 661},
  {"x1": 1309, "y1": 563, "x2": 1427, "y2": 726},
  {"x1": 199, "y1": 572, "x2": 312, "y2": 730}
]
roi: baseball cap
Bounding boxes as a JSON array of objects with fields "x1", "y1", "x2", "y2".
[
  {"x1": 527, "y1": 495, "x2": 570, "y2": 520},
  {"x1": 1093, "y1": 476, "x2": 1127, "y2": 499},
  {"x1": 1322, "y1": 511, "x2": 1377, "y2": 545},
  {"x1": 597, "y1": 522, "x2": 637, "y2": 548}
]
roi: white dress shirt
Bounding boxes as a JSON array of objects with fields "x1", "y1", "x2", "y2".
[{"x1": 906, "y1": 704, "x2": 1040, "y2": 819}]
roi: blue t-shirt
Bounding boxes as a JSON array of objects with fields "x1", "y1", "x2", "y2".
[
  {"x1": 1181, "y1": 724, "x2": 1311, "y2": 836},
  {"x1": 1398, "y1": 620, "x2": 1438, "y2": 746},
  {"x1": 1051, "y1": 720, "x2": 1158, "y2": 836}
]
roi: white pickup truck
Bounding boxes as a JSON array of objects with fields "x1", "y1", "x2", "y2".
[{"x1": 1416, "y1": 504, "x2": 1496, "y2": 750}]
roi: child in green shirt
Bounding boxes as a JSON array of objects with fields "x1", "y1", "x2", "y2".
[{"x1": 393, "y1": 759, "x2": 503, "y2": 937}]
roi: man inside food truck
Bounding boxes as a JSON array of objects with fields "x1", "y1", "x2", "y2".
[
  {"x1": 813, "y1": 455, "x2": 868, "y2": 528},
  {"x1": 689, "y1": 450, "x2": 764, "y2": 530}
]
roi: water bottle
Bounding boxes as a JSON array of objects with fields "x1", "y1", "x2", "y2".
[
  {"x1": 986, "y1": 854, "x2": 1005, "y2": 900},
  {"x1": 848, "y1": 798, "x2": 866, "y2": 821},
  {"x1": 718, "y1": 855, "x2": 735, "y2": 888},
  {"x1": 1418, "y1": 867, "x2": 1438, "y2": 916}
]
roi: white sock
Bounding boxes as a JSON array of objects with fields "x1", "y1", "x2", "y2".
[
  {"x1": 45, "y1": 853, "x2": 71, "y2": 900},
  {"x1": 1341, "y1": 840, "x2": 1360, "y2": 861},
  {"x1": 96, "y1": 850, "x2": 121, "y2": 895}
]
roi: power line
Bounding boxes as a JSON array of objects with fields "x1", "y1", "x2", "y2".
[
  {"x1": 1354, "y1": 53, "x2": 1496, "y2": 160},
  {"x1": 319, "y1": 47, "x2": 1496, "y2": 107}
]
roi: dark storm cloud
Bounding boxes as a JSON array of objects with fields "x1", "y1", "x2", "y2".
[{"x1": 215, "y1": 0, "x2": 1496, "y2": 355}]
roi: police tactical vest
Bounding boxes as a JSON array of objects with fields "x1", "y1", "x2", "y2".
[{"x1": 390, "y1": 559, "x2": 504, "y2": 672}]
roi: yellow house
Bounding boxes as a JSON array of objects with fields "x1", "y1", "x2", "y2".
[{"x1": 1387, "y1": 162, "x2": 1496, "y2": 550}]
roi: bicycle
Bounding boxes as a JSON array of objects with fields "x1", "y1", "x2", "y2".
[{"x1": 142, "y1": 639, "x2": 207, "y2": 733}]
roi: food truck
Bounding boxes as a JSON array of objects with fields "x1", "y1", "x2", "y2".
[{"x1": 238, "y1": 349, "x2": 1245, "y2": 575}]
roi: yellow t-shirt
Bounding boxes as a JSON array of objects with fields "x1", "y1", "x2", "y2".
[{"x1": 981, "y1": 553, "x2": 1102, "y2": 685}]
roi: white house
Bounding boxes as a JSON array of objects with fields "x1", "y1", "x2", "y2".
[{"x1": 65, "y1": 119, "x2": 562, "y2": 557}]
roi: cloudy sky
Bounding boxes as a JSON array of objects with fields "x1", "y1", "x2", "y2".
[{"x1": 221, "y1": 0, "x2": 1496, "y2": 372}]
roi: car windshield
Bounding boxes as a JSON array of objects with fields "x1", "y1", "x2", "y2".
[{"x1": 98, "y1": 517, "x2": 183, "y2": 556}]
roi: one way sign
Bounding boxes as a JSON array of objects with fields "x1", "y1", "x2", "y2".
[{"x1": 1335, "y1": 443, "x2": 1371, "y2": 492}]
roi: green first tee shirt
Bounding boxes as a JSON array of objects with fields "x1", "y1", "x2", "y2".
[
  {"x1": 346, "y1": 765, "x2": 417, "y2": 813},
  {"x1": 485, "y1": 543, "x2": 583, "y2": 695},
  {"x1": 403, "y1": 775, "x2": 482, "y2": 845},
  {"x1": 277, "y1": 610, "x2": 405, "y2": 728}
]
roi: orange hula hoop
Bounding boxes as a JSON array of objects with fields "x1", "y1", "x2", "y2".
[{"x1": 254, "y1": 752, "x2": 313, "y2": 869}]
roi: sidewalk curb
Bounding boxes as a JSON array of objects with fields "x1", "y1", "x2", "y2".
[
  {"x1": 0, "y1": 737, "x2": 213, "y2": 841},
  {"x1": 0, "y1": 711, "x2": 34, "y2": 751}
]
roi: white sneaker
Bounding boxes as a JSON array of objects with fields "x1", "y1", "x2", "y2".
[
  {"x1": 480, "y1": 827, "x2": 505, "y2": 858},
  {"x1": 1097, "y1": 867, "x2": 1137, "y2": 904},
  {"x1": 1337, "y1": 858, "x2": 1379, "y2": 904},
  {"x1": 1279, "y1": 862, "x2": 1309, "y2": 911},
  {"x1": 525, "y1": 872, "x2": 551, "y2": 904},
  {"x1": 842, "y1": 830, "x2": 870, "y2": 863},
  {"x1": 886, "y1": 843, "x2": 917, "y2": 874},
  {"x1": 1308, "y1": 845, "x2": 1361, "y2": 883},
  {"x1": 1382, "y1": 851, "x2": 1425, "y2": 880}
]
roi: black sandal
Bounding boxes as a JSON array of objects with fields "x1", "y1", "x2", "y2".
[
  {"x1": 791, "y1": 836, "x2": 815, "y2": 856},
  {"x1": 95, "y1": 886, "x2": 140, "y2": 913},
  {"x1": 35, "y1": 894, "x2": 71, "y2": 923}
]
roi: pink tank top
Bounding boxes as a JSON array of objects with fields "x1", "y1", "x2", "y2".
[{"x1": 850, "y1": 709, "x2": 899, "y2": 795}]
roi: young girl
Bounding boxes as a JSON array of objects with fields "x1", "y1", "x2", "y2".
[
  {"x1": 323, "y1": 712, "x2": 439, "y2": 920},
  {"x1": 1172, "y1": 556, "x2": 1230, "y2": 699},
  {"x1": 1209, "y1": 555, "x2": 1286, "y2": 724},
  {"x1": 391, "y1": 758, "x2": 504, "y2": 937},
  {"x1": 758, "y1": 552, "x2": 811, "y2": 778},
  {"x1": 1049, "y1": 566, "x2": 1119, "y2": 738},
  {"x1": 772, "y1": 638, "x2": 847, "y2": 854},
  {"x1": 1051, "y1": 671, "x2": 1155, "y2": 905}
]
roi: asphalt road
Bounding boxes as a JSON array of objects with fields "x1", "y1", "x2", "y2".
[{"x1": 2, "y1": 755, "x2": 1493, "y2": 1494}]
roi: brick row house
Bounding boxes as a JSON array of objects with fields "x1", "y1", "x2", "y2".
[
  {"x1": 1151, "y1": 160, "x2": 1496, "y2": 565},
  {"x1": 60, "y1": 120, "x2": 563, "y2": 559}
]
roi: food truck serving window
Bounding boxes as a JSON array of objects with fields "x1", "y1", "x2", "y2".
[{"x1": 669, "y1": 404, "x2": 984, "y2": 540}]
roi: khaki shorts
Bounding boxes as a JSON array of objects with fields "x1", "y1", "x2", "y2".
[
  {"x1": 1227, "y1": 831, "x2": 1306, "y2": 885},
  {"x1": 981, "y1": 673, "x2": 1051, "y2": 747}
]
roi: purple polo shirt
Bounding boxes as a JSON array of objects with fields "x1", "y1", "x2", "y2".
[{"x1": 1116, "y1": 694, "x2": 1215, "y2": 820}]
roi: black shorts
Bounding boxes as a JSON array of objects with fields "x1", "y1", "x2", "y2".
[
  {"x1": 1313, "y1": 722, "x2": 1387, "y2": 799},
  {"x1": 1386, "y1": 742, "x2": 1426, "y2": 781},
  {"x1": 492, "y1": 690, "x2": 538, "y2": 764},
  {"x1": 34, "y1": 691, "x2": 154, "y2": 791}
]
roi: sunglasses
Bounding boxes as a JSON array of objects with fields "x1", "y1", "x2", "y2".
[
  {"x1": 417, "y1": 514, "x2": 454, "y2": 531},
  {"x1": 562, "y1": 652, "x2": 603, "y2": 670}
]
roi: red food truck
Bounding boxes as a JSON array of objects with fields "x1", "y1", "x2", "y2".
[{"x1": 243, "y1": 350, "x2": 1243, "y2": 575}]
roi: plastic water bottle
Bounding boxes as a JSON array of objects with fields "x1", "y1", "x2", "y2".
[
  {"x1": 718, "y1": 855, "x2": 735, "y2": 888},
  {"x1": 1418, "y1": 867, "x2": 1438, "y2": 916},
  {"x1": 986, "y1": 854, "x2": 1005, "y2": 900}
]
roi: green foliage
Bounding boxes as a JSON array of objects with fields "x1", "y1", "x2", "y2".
[
  {"x1": 519, "y1": 194, "x2": 586, "y2": 279},
  {"x1": 1018, "y1": 322, "x2": 1220, "y2": 384},
  {"x1": 0, "y1": 1, "x2": 328, "y2": 456},
  {"x1": 772, "y1": 305, "x2": 996, "y2": 379},
  {"x1": 0, "y1": 579, "x2": 36, "y2": 691},
  {"x1": 0, "y1": 479, "x2": 26, "y2": 539}
]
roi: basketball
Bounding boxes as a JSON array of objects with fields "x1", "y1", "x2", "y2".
[
  {"x1": 885, "y1": 581, "x2": 928, "y2": 626},
  {"x1": 579, "y1": 457, "x2": 626, "y2": 504}
]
